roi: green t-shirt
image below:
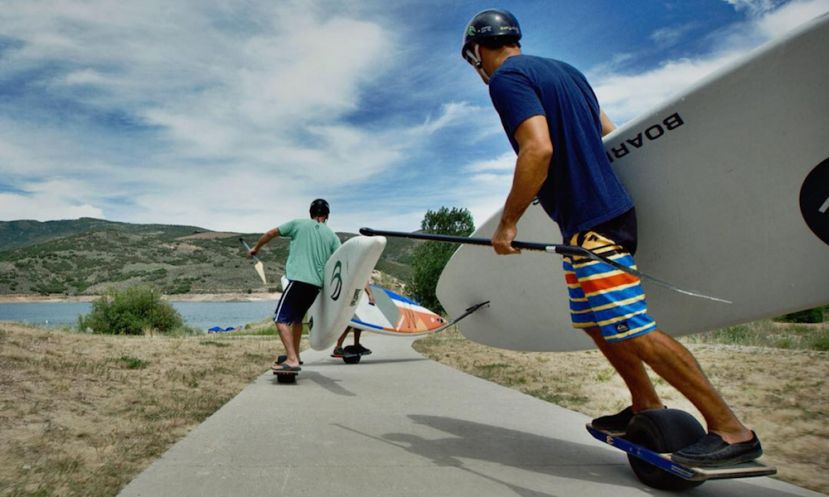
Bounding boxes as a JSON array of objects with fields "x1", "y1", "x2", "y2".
[{"x1": 278, "y1": 218, "x2": 341, "y2": 287}]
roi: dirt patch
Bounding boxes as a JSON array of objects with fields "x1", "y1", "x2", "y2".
[
  {"x1": 413, "y1": 328, "x2": 829, "y2": 494},
  {"x1": 0, "y1": 323, "x2": 290, "y2": 497}
]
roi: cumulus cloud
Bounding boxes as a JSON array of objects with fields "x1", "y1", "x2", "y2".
[
  {"x1": 0, "y1": 0, "x2": 418, "y2": 229},
  {"x1": 592, "y1": 0, "x2": 829, "y2": 123}
]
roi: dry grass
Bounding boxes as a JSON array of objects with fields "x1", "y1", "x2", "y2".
[
  {"x1": 413, "y1": 325, "x2": 829, "y2": 495},
  {"x1": 1, "y1": 320, "x2": 826, "y2": 495},
  {"x1": 0, "y1": 323, "x2": 284, "y2": 497}
]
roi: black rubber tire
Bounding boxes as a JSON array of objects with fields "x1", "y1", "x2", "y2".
[
  {"x1": 625, "y1": 408, "x2": 706, "y2": 491},
  {"x1": 342, "y1": 346, "x2": 362, "y2": 364},
  {"x1": 275, "y1": 373, "x2": 297, "y2": 384}
]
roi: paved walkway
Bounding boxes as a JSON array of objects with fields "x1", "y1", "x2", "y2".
[{"x1": 119, "y1": 335, "x2": 824, "y2": 497}]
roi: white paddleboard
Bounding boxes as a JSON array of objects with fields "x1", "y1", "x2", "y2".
[
  {"x1": 437, "y1": 14, "x2": 829, "y2": 352},
  {"x1": 350, "y1": 285, "x2": 448, "y2": 337},
  {"x1": 283, "y1": 276, "x2": 448, "y2": 338},
  {"x1": 308, "y1": 236, "x2": 386, "y2": 350}
]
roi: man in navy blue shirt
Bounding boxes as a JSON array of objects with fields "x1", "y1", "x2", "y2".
[{"x1": 461, "y1": 9, "x2": 761, "y2": 467}]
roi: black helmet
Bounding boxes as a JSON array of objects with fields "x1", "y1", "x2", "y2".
[
  {"x1": 461, "y1": 9, "x2": 521, "y2": 64},
  {"x1": 309, "y1": 198, "x2": 330, "y2": 218}
]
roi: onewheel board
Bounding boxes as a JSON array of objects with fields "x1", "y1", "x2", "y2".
[
  {"x1": 308, "y1": 235, "x2": 386, "y2": 350},
  {"x1": 437, "y1": 14, "x2": 829, "y2": 352},
  {"x1": 349, "y1": 285, "x2": 448, "y2": 336}
]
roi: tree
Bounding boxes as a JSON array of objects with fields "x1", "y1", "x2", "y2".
[{"x1": 410, "y1": 207, "x2": 475, "y2": 312}]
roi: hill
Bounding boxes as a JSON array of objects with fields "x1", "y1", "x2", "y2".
[{"x1": 0, "y1": 218, "x2": 417, "y2": 296}]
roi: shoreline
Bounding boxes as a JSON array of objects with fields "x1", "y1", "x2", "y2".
[{"x1": 0, "y1": 292, "x2": 281, "y2": 304}]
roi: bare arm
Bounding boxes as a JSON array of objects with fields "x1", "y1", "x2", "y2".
[
  {"x1": 600, "y1": 109, "x2": 616, "y2": 137},
  {"x1": 250, "y1": 228, "x2": 279, "y2": 256},
  {"x1": 493, "y1": 115, "x2": 553, "y2": 255}
]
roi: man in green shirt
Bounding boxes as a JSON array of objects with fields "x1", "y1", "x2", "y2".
[{"x1": 249, "y1": 199, "x2": 341, "y2": 371}]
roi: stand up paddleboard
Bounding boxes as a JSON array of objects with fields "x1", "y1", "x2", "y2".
[
  {"x1": 586, "y1": 409, "x2": 775, "y2": 491},
  {"x1": 350, "y1": 286, "x2": 449, "y2": 336},
  {"x1": 308, "y1": 235, "x2": 386, "y2": 351},
  {"x1": 436, "y1": 14, "x2": 829, "y2": 352}
]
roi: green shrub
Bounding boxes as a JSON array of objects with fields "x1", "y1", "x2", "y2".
[
  {"x1": 777, "y1": 307, "x2": 825, "y2": 323},
  {"x1": 78, "y1": 286, "x2": 183, "y2": 335}
]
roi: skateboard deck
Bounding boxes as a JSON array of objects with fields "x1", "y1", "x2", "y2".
[{"x1": 586, "y1": 424, "x2": 776, "y2": 482}]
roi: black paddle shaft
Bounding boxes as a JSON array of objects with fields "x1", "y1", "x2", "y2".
[
  {"x1": 358, "y1": 227, "x2": 732, "y2": 304},
  {"x1": 358, "y1": 227, "x2": 585, "y2": 257}
]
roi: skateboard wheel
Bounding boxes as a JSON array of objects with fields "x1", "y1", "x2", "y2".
[{"x1": 625, "y1": 408, "x2": 706, "y2": 490}]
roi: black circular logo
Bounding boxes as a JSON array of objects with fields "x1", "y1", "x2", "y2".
[
  {"x1": 800, "y1": 158, "x2": 829, "y2": 246},
  {"x1": 330, "y1": 260, "x2": 343, "y2": 300}
]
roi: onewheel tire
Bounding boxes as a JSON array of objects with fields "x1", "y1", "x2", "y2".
[
  {"x1": 625, "y1": 408, "x2": 706, "y2": 491},
  {"x1": 276, "y1": 373, "x2": 296, "y2": 384},
  {"x1": 342, "y1": 346, "x2": 362, "y2": 364}
]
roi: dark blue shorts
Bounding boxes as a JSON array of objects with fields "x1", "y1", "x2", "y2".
[{"x1": 274, "y1": 280, "x2": 320, "y2": 325}]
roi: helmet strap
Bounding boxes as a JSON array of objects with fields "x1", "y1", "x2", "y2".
[
  {"x1": 473, "y1": 44, "x2": 491, "y2": 84},
  {"x1": 464, "y1": 44, "x2": 491, "y2": 84}
]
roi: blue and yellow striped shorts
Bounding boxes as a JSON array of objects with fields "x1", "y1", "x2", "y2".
[{"x1": 563, "y1": 231, "x2": 657, "y2": 342}]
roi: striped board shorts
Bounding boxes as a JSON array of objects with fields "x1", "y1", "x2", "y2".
[{"x1": 563, "y1": 230, "x2": 657, "y2": 342}]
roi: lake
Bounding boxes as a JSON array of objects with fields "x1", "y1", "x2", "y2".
[{"x1": 0, "y1": 300, "x2": 277, "y2": 331}]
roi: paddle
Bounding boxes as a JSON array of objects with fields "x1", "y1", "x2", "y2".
[
  {"x1": 358, "y1": 227, "x2": 731, "y2": 304},
  {"x1": 238, "y1": 238, "x2": 267, "y2": 285}
]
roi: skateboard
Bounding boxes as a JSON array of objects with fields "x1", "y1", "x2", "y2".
[
  {"x1": 272, "y1": 355, "x2": 300, "y2": 384},
  {"x1": 586, "y1": 408, "x2": 776, "y2": 491}
]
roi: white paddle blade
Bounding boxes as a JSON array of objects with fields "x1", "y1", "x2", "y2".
[{"x1": 254, "y1": 261, "x2": 267, "y2": 285}]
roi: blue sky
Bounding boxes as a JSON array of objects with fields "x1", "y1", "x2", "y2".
[{"x1": 0, "y1": 0, "x2": 827, "y2": 233}]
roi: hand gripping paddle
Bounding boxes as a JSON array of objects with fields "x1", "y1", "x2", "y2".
[
  {"x1": 358, "y1": 227, "x2": 731, "y2": 304},
  {"x1": 239, "y1": 238, "x2": 267, "y2": 285}
]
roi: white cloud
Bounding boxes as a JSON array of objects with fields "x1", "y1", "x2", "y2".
[
  {"x1": 0, "y1": 179, "x2": 105, "y2": 221},
  {"x1": 464, "y1": 152, "x2": 516, "y2": 174},
  {"x1": 0, "y1": 0, "x2": 423, "y2": 231},
  {"x1": 725, "y1": 0, "x2": 781, "y2": 15},
  {"x1": 650, "y1": 23, "x2": 697, "y2": 47},
  {"x1": 755, "y1": 0, "x2": 829, "y2": 36},
  {"x1": 593, "y1": 0, "x2": 829, "y2": 123}
]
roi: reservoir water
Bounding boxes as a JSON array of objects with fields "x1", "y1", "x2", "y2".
[{"x1": 0, "y1": 300, "x2": 277, "y2": 331}]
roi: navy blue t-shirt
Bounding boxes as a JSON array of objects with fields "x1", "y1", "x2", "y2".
[{"x1": 488, "y1": 55, "x2": 633, "y2": 238}]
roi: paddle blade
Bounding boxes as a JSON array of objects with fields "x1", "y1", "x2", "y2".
[{"x1": 254, "y1": 261, "x2": 267, "y2": 285}]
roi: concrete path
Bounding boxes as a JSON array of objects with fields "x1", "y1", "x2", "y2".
[{"x1": 119, "y1": 335, "x2": 824, "y2": 497}]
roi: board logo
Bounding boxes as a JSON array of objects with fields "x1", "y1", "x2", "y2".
[
  {"x1": 800, "y1": 158, "x2": 829, "y2": 247},
  {"x1": 330, "y1": 260, "x2": 343, "y2": 300},
  {"x1": 606, "y1": 112, "x2": 684, "y2": 163}
]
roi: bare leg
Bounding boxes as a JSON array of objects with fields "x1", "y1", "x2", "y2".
[
  {"x1": 584, "y1": 327, "x2": 662, "y2": 412},
  {"x1": 335, "y1": 329, "x2": 350, "y2": 349},
  {"x1": 275, "y1": 321, "x2": 300, "y2": 368},
  {"x1": 292, "y1": 322, "x2": 303, "y2": 362},
  {"x1": 353, "y1": 329, "x2": 362, "y2": 346},
  {"x1": 618, "y1": 329, "x2": 752, "y2": 443}
]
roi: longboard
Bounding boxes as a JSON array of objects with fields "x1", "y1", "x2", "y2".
[{"x1": 436, "y1": 13, "x2": 829, "y2": 352}]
